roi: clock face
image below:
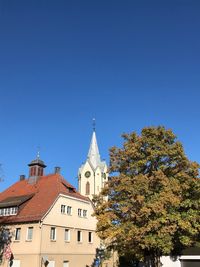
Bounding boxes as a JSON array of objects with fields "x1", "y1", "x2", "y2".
[{"x1": 85, "y1": 171, "x2": 91, "y2": 178}]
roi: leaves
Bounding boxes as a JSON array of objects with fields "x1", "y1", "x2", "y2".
[
  {"x1": 0, "y1": 225, "x2": 11, "y2": 263},
  {"x1": 94, "y1": 126, "x2": 200, "y2": 266}
]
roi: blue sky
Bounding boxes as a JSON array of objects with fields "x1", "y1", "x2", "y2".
[{"x1": 0, "y1": 0, "x2": 200, "y2": 191}]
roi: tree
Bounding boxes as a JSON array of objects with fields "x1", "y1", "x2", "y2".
[
  {"x1": 94, "y1": 126, "x2": 200, "y2": 267},
  {"x1": 0, "y1": 225, "x2": 11, "y2": 263}
]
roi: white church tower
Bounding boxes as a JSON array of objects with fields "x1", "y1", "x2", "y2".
[{"x1": 78, "y1": 121, "x2": 108, "y2": 200}]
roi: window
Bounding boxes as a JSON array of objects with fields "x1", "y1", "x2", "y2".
[
  {"x1": 88, "y1": 232, "x2": 93, "y2": 243},
  {"x1": 86, "y1": 181, "x2": 90, "y2": 195},
  {"x1": 10, "y1": 207, "x2": 18, "y2": 215},
  {"x1": 78, "y1": 208, "x2": 82, "y2": 217},
  {"x1": 15, "y1": 228, "x2": 21, "y2": 241},
  {"x1": 6, "y1": 208, "x2": 10, "y2": 215},
  {"x1": 77, "y1": 230, "x2": 82, "y2": 242},
  {"x1": 83, "y1": 210, "x2": 87, "y2": 218},
  {"x1": 63, "y1": 261, "x2": 69, "y2": 267},
  {"x1": 61, "y1": 205, "x2": 66, "y2": 214},
  {"x1": 50, "y1": 227, "x2": 56, "y2": 241},
  {"x1": 12, "y1": 260, "x2": 20, "y2": 267},
  {"x1": 38, "y1": 167, "x2": 43, "y2": 176},
  {"x1": 0, "y1": 207, "x2": 18, "y2": 216},
  {"x1": 48, "y1": 261, "x2": 55, "y2": 267},
  {"x1": 64, "y1": 229, "x2": 70, "y2": 242},
  {"x1": 61, "y1": 205, "x2": 72, "y2": 215},
  {"x1": 67, "y1": 206, "x2": 72, "y2": 215},
  {"x1": 27, "y1": 227, "x2": 33, "y2": 240},
  {"x1": 31, "y1": 167, "x2": 36, "y2": 176}
]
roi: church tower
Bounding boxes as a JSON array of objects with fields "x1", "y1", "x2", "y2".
[{"x1": 78, "y1": 124, "x2": 108, "y2": 200}]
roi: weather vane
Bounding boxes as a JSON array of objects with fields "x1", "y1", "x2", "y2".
[
  {"x1": 92, "y1": 118, "x2": 96, "y2": 132},
  {"x1": 37, "y1": 146, "x2": 40, "y2": 159}
]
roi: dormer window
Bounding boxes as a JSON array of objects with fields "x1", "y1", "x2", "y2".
[
  {"x1": 0, "y1": 206, "x2": 18, "y2": 216},
  {"x1": 0, "y1": 194, "x2": 33, "y2": 216}
]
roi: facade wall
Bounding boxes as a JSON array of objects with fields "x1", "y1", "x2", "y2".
[
  {"x1": 43, "y1": 194, "x2": 97, "y2": 230},
  {"x1": 1, "y1": 195, "x2": 102, "y2": 267},
  {"x1": 1, "y1": 223, "x2": 41, "y2": 267},
  {"x1": 40, "y1": 224, "x2": 99, "y2": 256},
  {"x1": 79, "y1": 161, "x2": 108, "y2": 200},
  {"x1": 8, "y1": 223, "x2": 41, "y2": 254}
]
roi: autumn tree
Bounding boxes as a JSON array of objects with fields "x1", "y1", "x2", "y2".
[
  {"x1": 0, "y1": 225, "x2": 11, "y2": 263},
  {"x1": 0, "y1": 166, "x2": 11, "y2": 263},
  {"x1": 94, "y1": 126, "x2": 200, "y2": 267},
  {"x1": 0, "y1": 226, "x2": 5, "y2": 262}
]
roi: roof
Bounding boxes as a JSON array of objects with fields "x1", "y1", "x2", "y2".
[
  {"x1": 0, "y1": 194, "x2": 34, "y2": 208},
  {"x1": 28, "y1": 158, "x2": 46, "y2": 168},
  {"x1": 79, "y1": 131, "x2": 107, "y2": 172},
  {"x1": 0, "y1": 174, "x2": 89, "y2": 224},
  {"x1": 87, "y1": 131, "x2": 101, "y2": 169}
]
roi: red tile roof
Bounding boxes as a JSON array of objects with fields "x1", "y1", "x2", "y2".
[{"x1": 0, "y1": 174, "x2": 89, "y2": 224}]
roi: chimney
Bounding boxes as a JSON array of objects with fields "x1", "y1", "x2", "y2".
[
  {"x1": 54, "y1": 167, "x2": 61, "y2": 174},
  {"x1": 20, "y1": 175, "x2": 25, "y2": 181}
]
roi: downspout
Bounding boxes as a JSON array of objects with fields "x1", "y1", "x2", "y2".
[{"x1": 39, "y1": 220, "x2": 43, "y2": 267}]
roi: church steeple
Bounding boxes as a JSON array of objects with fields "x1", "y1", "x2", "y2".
[
  {"x1": 87, "y1": 131, "x2": 101, "y2": 170},
  {"x1": 78, "y1": 120, "x2": 108, "y2": 200}
]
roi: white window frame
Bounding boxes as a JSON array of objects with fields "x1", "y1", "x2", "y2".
[
  {"x1": 0, "y1": 207, "x2": 18, "y2": 216},
  {"x1": 77, "y1": 230, "x2": 82, "y2": 243},
  {"x1": 11, "y1": 259, "x2": 21, "y2": 267},
  {"x1": 67, "y1": 206, "x2": 72, "y2": 215},
  {"x1": 11, "y1": 207, "x2": 18, "y2": 215},
  {"x1": 50, "y1": 227, "x2": 56, "y2": 241},
  {"x1": 78, "y1": 208, "x2": 82, "y2": 217},
  {"x1": 15, "y1": 228, "x2": 21, "y2": 241},
  {"x1": 63, "y1": 261, "x2": 69, "y2": 267},
  {"x1": 26, "y1": 227, "x2": 33, "y2": 241},
  {"x1": 61, "y1": 205, "x2": 66, "y2": 214},
  {"x1": 64, "y1": 229, "x2": 70, "y2": 242},
  {"x1": 83, "y1": 209, "x2": 87, "y2": 218},
  {"x1": 88, "y1": 231, "x2": 93, "y2": 243},
  {"x1": 48, "y1": 261, "x2": 55, "y2": 267}
]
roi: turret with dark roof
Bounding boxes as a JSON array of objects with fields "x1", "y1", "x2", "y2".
[{"x1": 0, "y1": 159, "x2": 89, "y2": 224}]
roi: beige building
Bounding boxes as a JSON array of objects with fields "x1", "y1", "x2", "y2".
[
  {"x1": 0, "y1": 131, "x2": 116, "y2": 267},
  {"x1": 0, "y1": 157, "x2": 101, "y2": 267}
]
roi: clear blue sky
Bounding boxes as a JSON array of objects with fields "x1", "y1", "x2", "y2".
[{"x1": 0, "y1": 0, "x2": 200, "y2": 192}]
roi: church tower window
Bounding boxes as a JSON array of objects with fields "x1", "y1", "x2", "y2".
[{"x1": 86, "y1": 181, "x2": 90, "y2": 195}]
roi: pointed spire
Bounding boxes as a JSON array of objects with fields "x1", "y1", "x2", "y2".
[{"x1": 87, "y1": 120, "x2": 101, "y2": 169}]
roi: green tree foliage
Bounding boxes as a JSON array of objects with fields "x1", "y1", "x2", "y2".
[{"x1": 94, "y1": 126, "x2": 200, "y2": 267}]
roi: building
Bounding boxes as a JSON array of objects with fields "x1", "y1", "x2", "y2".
[
  {"x1": 0, "y1": 157, "x2": 100, "y2": 267},
  {"x1": 78, "y1": 129, "x2": 108, "y2": 200}
]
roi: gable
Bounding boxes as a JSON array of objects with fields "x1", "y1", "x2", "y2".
[{"x1": 42, "y1": 194, "x2": 97, "y2": 230}]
